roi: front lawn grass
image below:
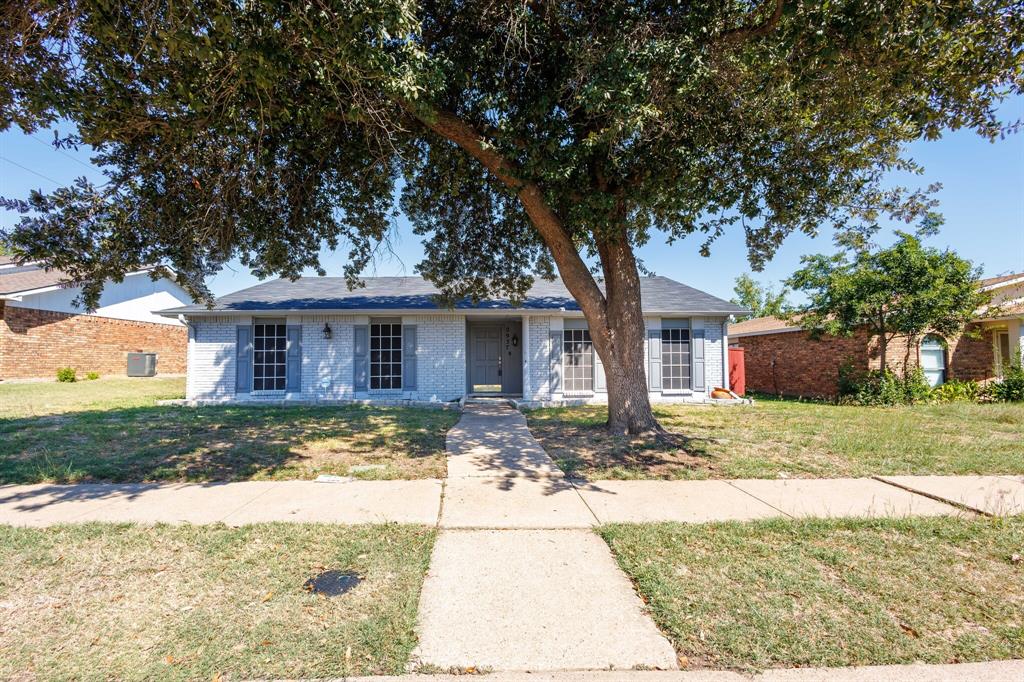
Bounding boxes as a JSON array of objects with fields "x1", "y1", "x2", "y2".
[
  {"x1": 0, "y1": 522, "x2": 435, "y2": 679},
  {"x1": 527, "y1": 399, "x2": 1024, "y2": 480},
  {"x1": 600, "y1": 517, "x2": 1024, "y2": 671},
  {"x1": 0, "y1": 376, "x2": 459, "y2": 483}
]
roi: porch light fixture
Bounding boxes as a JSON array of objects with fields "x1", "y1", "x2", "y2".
[{"x1": 323, "y1": 322, "x2": 333, "y2": 340}]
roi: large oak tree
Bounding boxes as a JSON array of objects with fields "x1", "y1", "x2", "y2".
[{"x1": 1, "y1": 0, "x2": 1021, "y2": 433}]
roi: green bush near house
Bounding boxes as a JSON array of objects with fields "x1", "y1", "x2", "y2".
[
  {"x1": 839, "y1": 362, "x2": 1024, "y2": 406},
  {"x1": 928, "y1": 379, "x2": 981, "y2": 403},
  {"x1": 85, "y1": 371, "x2": 100, "y2": 381},
  {"x1": 989, "y1": 362, "x2": 1024, "y2": 402},
  {"x1": 838, "y1": 365, "x2": 931, "y2": 406},
  {"x1": 55, "y1": 367, "x2": 76, "y2": 383}
]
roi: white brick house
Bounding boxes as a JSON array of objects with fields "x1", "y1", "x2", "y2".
[{"x1": 158, "y1": 276, "x2": 745, "y2": 405}]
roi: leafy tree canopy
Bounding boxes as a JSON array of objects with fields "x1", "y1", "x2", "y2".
[
  {"x1": 1, "y1": 0, "x2": 1021, "y2": 310},
  {"x1": 786, "y1": 229, "x2": 988, "y2": 365},
  {"x1": 731, "y1": 274, "x2": 790, "y2": 320}
]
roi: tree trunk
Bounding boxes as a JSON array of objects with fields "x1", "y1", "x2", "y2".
[
  {"x1": 589, "y1": 235, "x2": 661, "y2": 435},
  {"x1": 878, "y1": 332, "x2": 888, "y2": 372}
]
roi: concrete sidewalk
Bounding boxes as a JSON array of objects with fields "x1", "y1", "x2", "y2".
[
  {"x1": 6, "y1": 473, "x2": 1024, "y2": 527},
  {"x1": 341, "y1": 659, "x2": 1024, "y2": 680},
  {"x1": 0, "y1": 479, "x2": 442, "y2": 526}
]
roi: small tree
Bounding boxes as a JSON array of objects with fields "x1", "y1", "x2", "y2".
[
  {"x1": 786, "y1": 231, "x2": 987, "y2": 370},
  {"x1": 731, "y1": 274, "x2": 790, "y2": 321}
]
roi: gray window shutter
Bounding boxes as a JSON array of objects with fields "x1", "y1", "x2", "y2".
[
  {"x1": 549, "y1": 331, "x2": 562, "y2": 394},
  {"x1": 647, "y1": 329, "x2": 662, "y2": 391},
  {"x1": 286, "y1": 325, "x2": 302, "y2": 392},
  {"x1": 402, "y1": 325, "x2": 417, "y2": 390},
  {"x1": 353, "y1": 325, "x2": 369, "y2": 391},
  {"x1": 593, "y1": 345, "x2": 606, "y2": 392},
  {"x1": 692, "y1": 324, "x2": 706, "y2": 391},
  {"x1": 236, "y1": 326, "x2": 253, "y2": 393}
]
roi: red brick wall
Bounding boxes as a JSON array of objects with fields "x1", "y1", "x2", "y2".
[
  {"x1": 0, "y1": 303, "x2": 187, "y2": 380},
  {"x1": 734, "y1": 328, "x2": 871, "y2": 398},
  {"x1": 735, "y1": 323, "x2": 997, "y2": 398},
  {"x1": 946, "y1": 325, "x2": 997, "y2": 382}
]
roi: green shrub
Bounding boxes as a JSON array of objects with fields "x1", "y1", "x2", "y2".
[
  {"x1": 838, "y1": 365, "x2": 931, "y2": 406},
  {"x1": 929, "y1": 379, "x2": 980, "y2": 403},
  {"x1": 988, "y1": 362, "x2": 1024, "y2": 402},
  {"x1": 56, "y1": 367, "x2": 77, "y2": 383},
  {"x1": 85, "y1": 371, "x2": 100, "y2": 381}
]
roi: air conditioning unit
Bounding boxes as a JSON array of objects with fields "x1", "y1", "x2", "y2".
[{"x1": 126, "y1": 352, "x2": 157, "y2": 377}]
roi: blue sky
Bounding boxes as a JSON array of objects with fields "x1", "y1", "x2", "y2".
[{"x1": 1, "y1": 96, "x2": 1022, "y2": 302}]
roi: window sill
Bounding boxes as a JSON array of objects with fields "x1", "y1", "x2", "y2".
[{"x1": 661, "y1": 390, "x2": 694, "y2": 396}]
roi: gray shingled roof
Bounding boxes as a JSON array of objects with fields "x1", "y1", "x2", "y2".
[
  {"x1": 0, "y1": 261, "x2": 74, "y2": 296},
  {"x1": 158, "y1": 275, "x2": 746, "y2": 316}
]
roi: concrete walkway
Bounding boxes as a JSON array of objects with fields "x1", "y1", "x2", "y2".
[{"x1": 417, "y1": 403, "x2": 676, "y2": 670}]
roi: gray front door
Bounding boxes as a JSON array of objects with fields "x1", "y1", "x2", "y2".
[
  {"x1": 470, "y1": 325, "x2": 502, "y2": 393},
  {"x1": 499, "y1": 321, "x2": 523, "y2": 394}
]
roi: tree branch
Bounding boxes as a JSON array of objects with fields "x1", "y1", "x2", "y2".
[
  {"x1": 719, "y1": 0, "x2": 785, "y2": 43},
  {"x1": 404, "y1": 104, "x2": 609, "y2": 324}
]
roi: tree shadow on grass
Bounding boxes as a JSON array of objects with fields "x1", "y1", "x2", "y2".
[
  {"x1": 0, "y1": 403, "x2": 458, "y2": 484},
  {"x1": 527, "y1": 408, "x2": 721, "y2": 480}
]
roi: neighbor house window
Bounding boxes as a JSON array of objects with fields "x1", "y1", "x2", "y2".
[
  {"x1": 253, "y1": 320, "x2": 287, "y2": 391},
  {"x1": 920, "y1": 335, "x2": 946, "y2": 387},
  {"x1": 562, "y1": 328, "x2": 593, "y2": 393},
  {"x1": 996, "y1": 331, "x2": 1012, "y2": 376},
  {"x1": 370, "y1": 321, "x2": 402, "y2": 390},
  {"x1": 661, "y1": 325, "x2": 691, "y2": 390}
]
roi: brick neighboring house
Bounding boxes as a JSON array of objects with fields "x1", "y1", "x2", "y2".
[
  {"x1": 157, "y1": 275, "x2": 746, "y2": 405},
  {"x1": 728, "y1": 272, "x2": 1024, "y2": 398},
  {"x1": 0, "y1": 256, "x2": 193, "y2": 380}
]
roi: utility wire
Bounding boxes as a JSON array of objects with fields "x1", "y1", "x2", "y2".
[
  {"x1": 0, "y1": 155, "x2": 63, "y2": 187},
  {"x1": 30, "y1": 134, "x2": 98, "y2": 172}
]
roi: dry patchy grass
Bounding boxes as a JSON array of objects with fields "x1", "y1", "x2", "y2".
[
  {"x1": 0, "y1": 523, "x2": 435, "y2": 679},
  {"x1": 527, "y1": 399, "x2": 1024, "y2": 480},
  {"x1": 0, "y1": 377, "x2": 458, "y2": 483},
  {"x1": 601, "y1": 516, "x2": 1024, "y2": 670}
]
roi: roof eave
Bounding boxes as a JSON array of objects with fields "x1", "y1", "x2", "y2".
[
  {"x1": 728, "y1": 326, "x2": 803, "y2": 338},
  {"x1": 161, "y1": 307, "x2": 746, "y2": 318}
]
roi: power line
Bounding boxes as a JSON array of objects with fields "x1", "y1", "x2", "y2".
[
  {"x1": 0, "y1": 155, "x2": 63, "y2": 187},
  {"x1": 30, "y1": 134, "x2": 99, "y2": 172}
]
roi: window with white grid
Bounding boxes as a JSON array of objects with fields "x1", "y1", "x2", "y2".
[
  {"x1": 370, "y1": 322, "x2": 403, "y2": 390},
  {"x1": 562, "y1": 328, "x2": 593, "y2": 393},
  {"x1": 253, "y1": 321, "x2": 287, "y2": 392},
  {"x1": 661, "y1": 327, "x2": 691, "y2": 390}
]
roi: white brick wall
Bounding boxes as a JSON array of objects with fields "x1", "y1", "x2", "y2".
[
  {"x1": 407, "y1": 314, "x2": 466, "y2": 402},
  {"x1": 703, "y1": 317, "x2": 725, "y2": 390},
  {"x1": 519, "y1": 314, "x2": 729, "y2": 406},
  {"x1": 186, "y1": 316, "x2": 240, "y2": 400},
  {"x1": 186, "y1": 313, "x2": 466, "y2": 402},
  {"x1": 185, "y1": 312, "x2": 728, "y2": 404},
  {"x1": 526, "y1": 316, "x2": 551, "y2": 400},
  {"x1": 300, "y1": 315, "x2": 356, "y2": 399}
]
